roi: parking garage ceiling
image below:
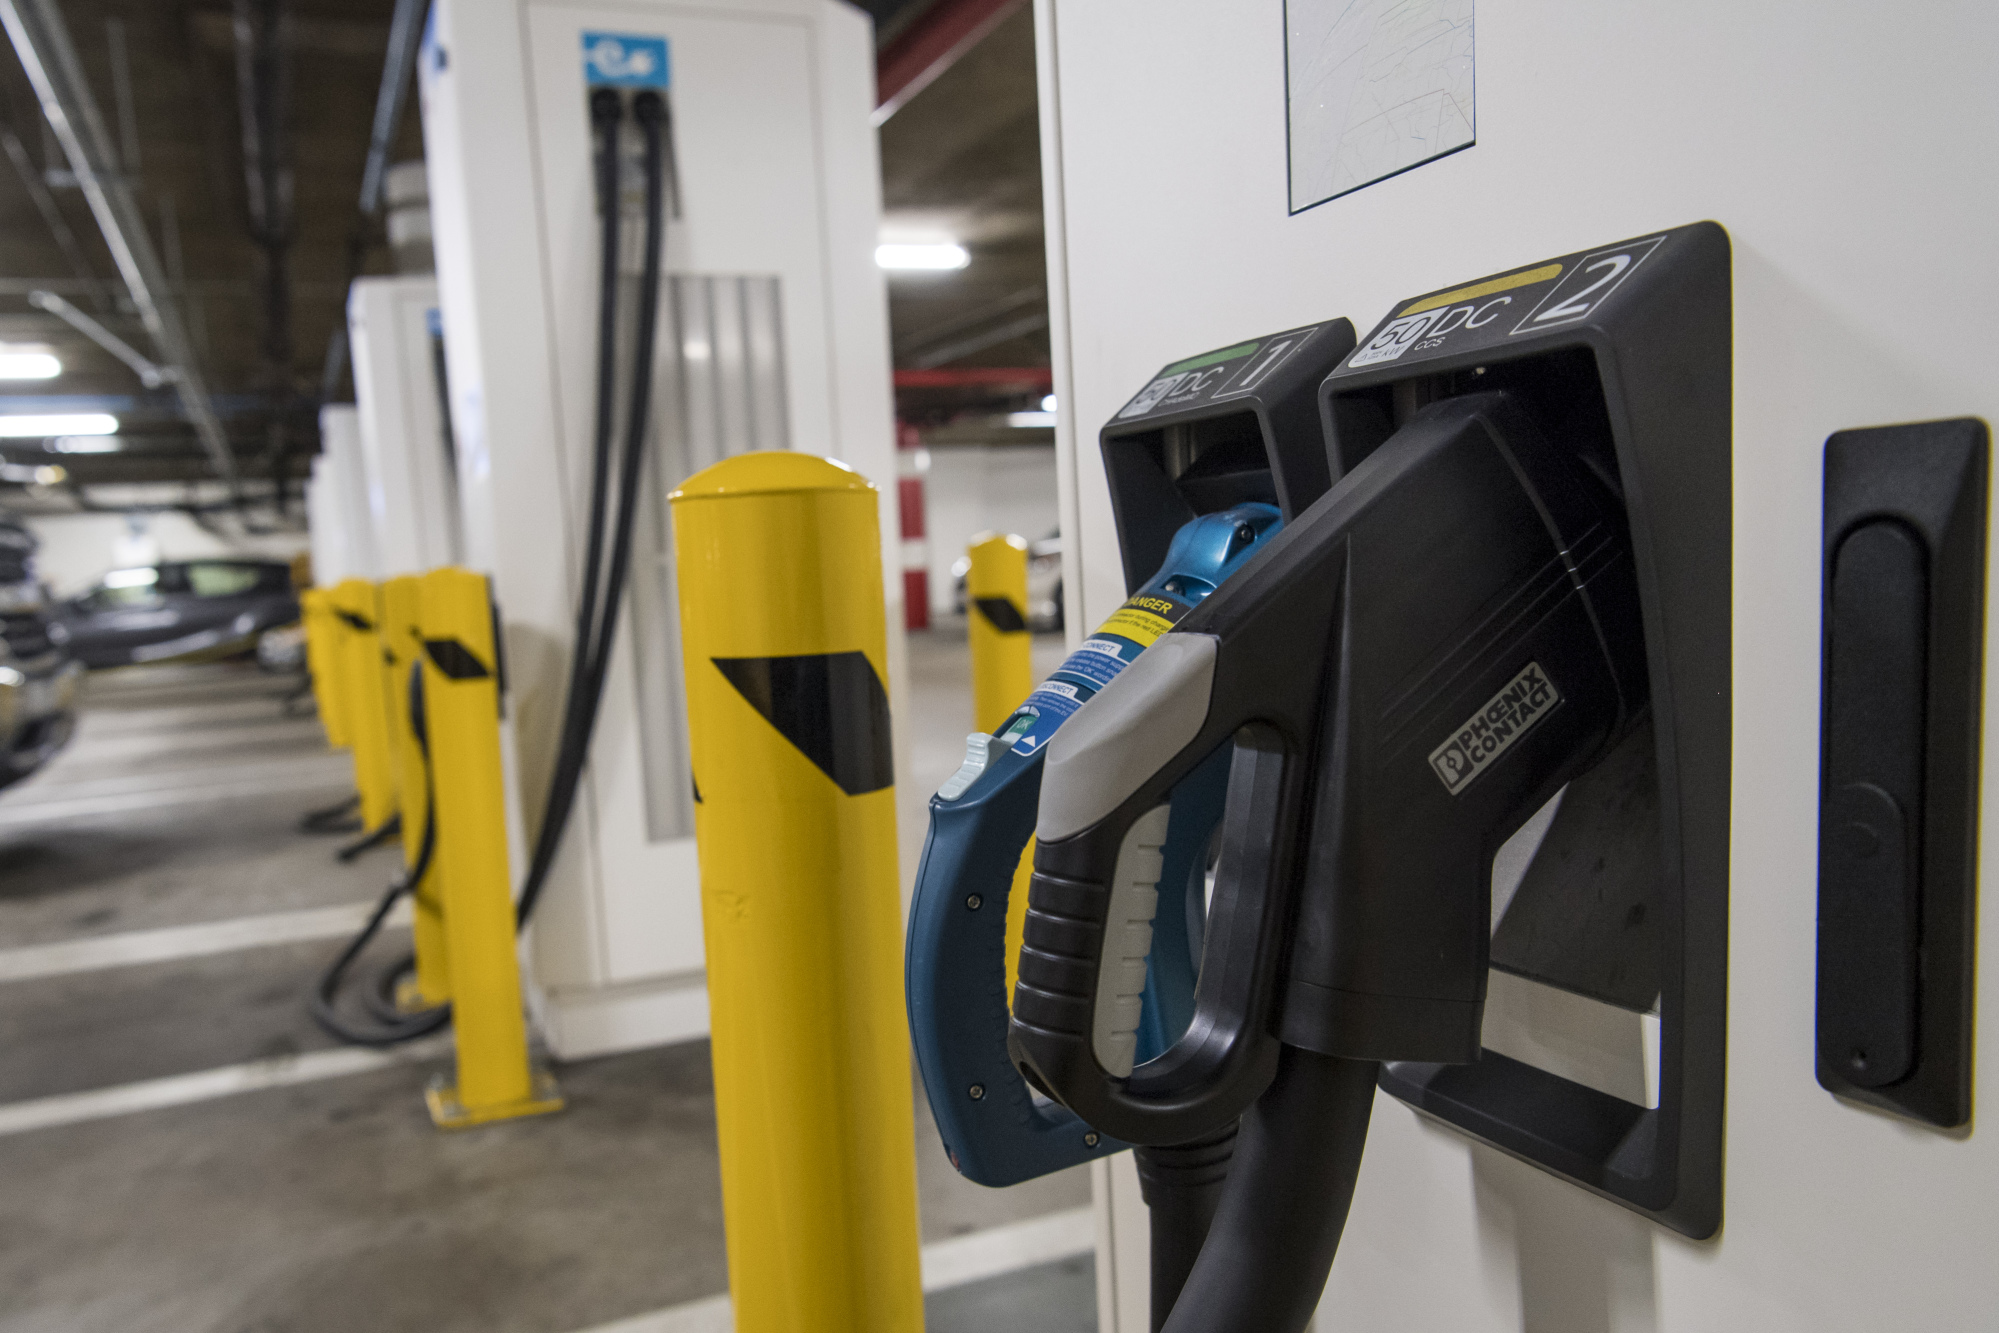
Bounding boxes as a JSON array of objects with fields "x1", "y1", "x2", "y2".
[{"x1": 0, "y1": 0, "x2": 1046, "y2": 507}]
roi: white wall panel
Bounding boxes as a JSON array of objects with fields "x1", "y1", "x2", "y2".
[{"x1": 1038, "y1": 2, "x2": 1999, "y2": 1328}]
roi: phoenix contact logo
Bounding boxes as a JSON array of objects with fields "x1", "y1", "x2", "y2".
[{"x1": 1428, "y1": 663, "x2": 1562, "y2": 795}]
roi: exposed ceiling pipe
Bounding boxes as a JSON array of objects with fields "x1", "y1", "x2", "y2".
[
  {"x1": 358, "y1": 0, "x2": 427, "y2": 218},
  {"x1": 28, "y1": 289, "x2": 173, "y2": 389},
  {"x1": 894, "y1": 282, "x2": 1043, "y2": 358},
  {"x1": 908, "y1": 309, "x2": 1048, "y2": 368},
  {"x1": 0, "y1": 126, "x2": 108, "y2": 311},
  {"x1": 0, "y1": 0, "x2": 239, "y2": 486},
  {"x1": 319, "y1": 0, "x2": 429, "y2": 405},
  {"x1": 233, "y1": 0, "x2": 295, "y2": 385},
  {"x1": 232, "y1": 0, "x2": 297, "y2": 513},
  {"x1": 874, "y1": 0, "x2": 1026, "y2": 125}
]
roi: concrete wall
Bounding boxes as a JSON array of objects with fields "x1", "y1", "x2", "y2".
[{"x1": 923, "y1": 443, "x2": 1059, "y2": 616}]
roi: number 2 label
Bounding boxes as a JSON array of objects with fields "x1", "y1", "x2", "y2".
[{"x1": 1512, "y1": 235, "x2": 1667, "y2": 334}]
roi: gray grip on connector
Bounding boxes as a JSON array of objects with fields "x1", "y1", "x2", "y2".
[
  {"x1": 1092, "y1": 804, "x2": 1171, "y2": 1077},
  {"x1": 1037, "y1": 633, "x2": 1218, "y2": 843}
]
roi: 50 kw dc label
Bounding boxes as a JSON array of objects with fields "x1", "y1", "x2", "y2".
[{"x1": 1428, "y1": 663, "x2": 1561, "y2": 795}]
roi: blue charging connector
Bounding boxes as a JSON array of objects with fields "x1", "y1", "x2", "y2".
[{"x1": 906, "y1": 503, "x2": 1282, "y2": 1186}]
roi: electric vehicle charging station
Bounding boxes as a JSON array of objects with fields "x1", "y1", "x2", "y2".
[
  {"x1": 1023, "y1": 3, "x2": 1999, "y2": 1329},
  {"x1": 307, "y1": 404, "x2": 383, "y2": 588},
  {"x1": 417, "y1": 0, "x2": 899, "y2": 1057},
  {"x1": 347, "y1": 276, "x2": 462, "y2": 576}
]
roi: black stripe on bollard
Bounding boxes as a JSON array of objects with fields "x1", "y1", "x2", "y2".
[
  {"x1": 974, "y1": 596, "x2": 1029, "y2": 634},
  {"x1": 712, "y1": 651, "x2": 895, "y2": 796},
  {"x1": 423, "y1": 638, "x2": 493, "y2": 681}
]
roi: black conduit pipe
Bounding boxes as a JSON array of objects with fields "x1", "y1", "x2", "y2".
[{"x1": 1157, "y1": 1049, "x2": 1378, "y2": 1333}]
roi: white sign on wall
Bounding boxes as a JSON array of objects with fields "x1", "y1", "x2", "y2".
[{"x1": 1285, "y1": 0, "x2": 1475, "y2": 212}]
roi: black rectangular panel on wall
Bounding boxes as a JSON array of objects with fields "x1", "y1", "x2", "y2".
[{"x1": 1819, "y1": 418, "x2": 1987, "y2": 1128}]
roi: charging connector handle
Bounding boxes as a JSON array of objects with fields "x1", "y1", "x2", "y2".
[{"x1": 1011, "y1": 391, "x2": 1648, "y2": 1144}]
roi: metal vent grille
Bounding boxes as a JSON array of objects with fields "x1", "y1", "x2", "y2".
[{"x1": 629, "y1": 274, "x2": 789, "y2": 842}]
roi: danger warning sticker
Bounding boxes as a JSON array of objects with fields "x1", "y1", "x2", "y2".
[
  {"x1": 1000, "y1": 591, "x2": 1194, "y2": 757},
  {"x1": 1096, "y1": 595, "x2": 1183, "y2": 648}
]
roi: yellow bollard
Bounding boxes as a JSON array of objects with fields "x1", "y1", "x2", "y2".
[
  {"x1": 417, "y1": 567, "x2": 561, "y2": 1128},
  {"x1": 965, "y1": 531, "x2": 1033, "y2": 733},
  {"x1": 380, "y1": 575, "x2": 451, "y2": 1010},
  {"x1": 329, "y1": 578, "x2": 399, "y2": 830},
  {"x1": 965, "y1": 533, "x2": 1037, "y2": 1002},
  {"x1": 299, "y1": 588, "x2": 352, "y2": 751},
  {"x1": 670, "y1": 452, "x2": 924, "y2": 1333}
]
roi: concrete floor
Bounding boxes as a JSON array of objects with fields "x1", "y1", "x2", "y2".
[{"x1": 0, "y1": 634, "x2": 1091, "y2": 1333}]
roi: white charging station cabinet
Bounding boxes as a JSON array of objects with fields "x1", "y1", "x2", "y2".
[
  {"x1": 418, "y1": 0, "x2": 900, "y2": 1057},
  {"x1": 307, "y1": 404, "x2": 383, "y2": 587},
  {"x1": 1032, "y1": 2, "x2": 1999, "y2": 1329},
  {"x1": 346, "y1": 276, "x2": 461, "y2": 578}
]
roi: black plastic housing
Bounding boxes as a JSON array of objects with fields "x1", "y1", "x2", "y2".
[
  {"x1": 1101, "y1": 320, "x2": 1355, "y2": 592},
  {"x1": 1817, "y1": 418, "x2": 1986, "y2": 1128},
  {"x1": 1327, "y1": 223, "x2": 1733, "y2": 1239},
  {"x1": 1011, "y1": 390, "x2": 1646, "y2": 1147}
]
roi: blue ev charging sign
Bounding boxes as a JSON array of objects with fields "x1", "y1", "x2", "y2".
[{"x1": 582, "y1": 31, "x2": 670, "y2": 89}]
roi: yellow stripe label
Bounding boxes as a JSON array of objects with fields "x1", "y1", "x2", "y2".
[
  {"x1": 1097, "y1": 605, "x2": 1176, "y2": 647},
  {"x1": 1398, "y1": 262, "x2": 1564, "y2": 317}
]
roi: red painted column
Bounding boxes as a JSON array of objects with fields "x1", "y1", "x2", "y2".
[{"x1": 896, "y1": 420, "x2": 931, "y2": 631}]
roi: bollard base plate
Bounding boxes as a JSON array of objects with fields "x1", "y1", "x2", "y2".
[
  {"x1": 395, "y1": 976, "x2": 450, "y2": 1014},
  {"x1": 425, "y1": 1069, "x2": 564, "y2": 1129}
]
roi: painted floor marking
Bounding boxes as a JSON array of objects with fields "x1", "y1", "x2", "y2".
[
  {"x1": 0, "y1": 898, "x2": 412, "y2": 984},
  {"x1": 569, "y1": 1207, "x2": 1096, "y2": 1333},
  {"x1": 0, "y1": 764, "x2": 352, "y2": 827},
  {"x1": 0, "y1": 1035, "x2": 452, "y2": 1139}
]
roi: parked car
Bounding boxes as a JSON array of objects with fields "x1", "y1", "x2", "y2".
[
  {"x1": 951, "y1": 530, "x2": 1064, "y2": 631},
  {"x1": 58, "y1": 559, "x2": 301, "y2": 671},
  {"x1": 0, "y1": 516, "x2": 81, "y2": 790}
]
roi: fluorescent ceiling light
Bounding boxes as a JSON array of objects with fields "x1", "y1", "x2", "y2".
[
  {"x1": 51, "y1": 435, "x2": 121, "y2": 453},
  {"x1": 1006, "y1": 411, "x2": 1057, "y2": 428},
  {"x1": 104, "y1": 567, "x2": 158, "y2": 588},
  {"x1": 876, "y1": 242, "x2": 969, "y2": 271},
  {"x1": 0, "y1": 352, "x2": 60, "y2": 380},
  {"x1": 0, "y1": 412, "x2": 117, "y2": 438},
  {"x1": 1040, "y1": 394, "x2": 1057, "y2": 412}
]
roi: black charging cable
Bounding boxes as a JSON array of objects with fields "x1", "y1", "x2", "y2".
[
  {"x1": 312, "y1": 88, "x2": 670, "y2": 1046},
  {"x1": 335, "y1": 812, "x2": 402, "y2": 862},
  {"x1": 299, "y1": 792, "x2": 362, "y2": 835},
  {"x1": 513, "y1": 87, "x2": 668, "y2": 930},
  {"x1": 309, "y1": 661, "x2": 450, "y2": 1046},
  {"x1": 1155, "y1": 1049, "x2": 1378, "y2": 1333}
]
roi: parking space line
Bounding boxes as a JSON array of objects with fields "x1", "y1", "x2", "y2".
[
  {"x1": 568, "y1": 1207, "x2": 1096, "y2": 1333},
  {"x1": 0, "y1": 898, "x2": 413, "y2": 984},
  {"x1": 0, "y1": 1036, "x2": 452, "y2": 1139},
  {"x1": 0, "y1": 767, "x2": 353, "y2": 826},
  {"x1": 2, "y1": 753, "x2": 349, "y2": 802}
]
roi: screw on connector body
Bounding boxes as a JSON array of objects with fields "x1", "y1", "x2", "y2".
[
  {"x1": 968, "y1": 1083, "x2": 986, "y2": 1100},
  {"x1": 1083, "y1": 1132, "x2": 1100, "y2": 1147},
  {"x1": 966, "y1": 893, "x2": 982, "y2": 910}
]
